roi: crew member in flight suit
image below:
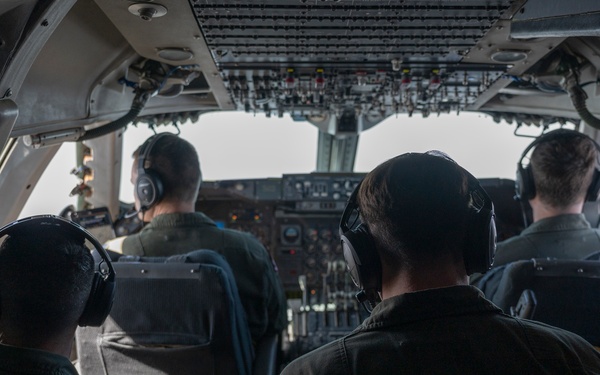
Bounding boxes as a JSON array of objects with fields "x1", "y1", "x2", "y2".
[
  {"x1": 474, "y1": 129, "x2": 600, "y2": 295},
  {"x1": 281, "y1": 151, "x2": 600, "y2": 374},
  {"x1": 108, "y1": 133, "x2": 287, "y2": 345}
]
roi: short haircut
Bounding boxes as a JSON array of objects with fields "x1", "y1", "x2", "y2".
[
  {"x1": 134, "y1": 134, "x2": 202, "y2": 203},
  {"x1": 0, "y1": 228, "x2": 95, "y2": 341},
  {"x1": 357, "y1": 152, "x2": 471, "y2": 269},
  {"x1": 531, "y1": 133, "x2": 598, "y2": 208}
]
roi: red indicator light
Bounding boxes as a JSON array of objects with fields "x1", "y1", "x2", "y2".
[
  {"x1": 429, "y1": 75, "x2": 441, "y2": 90},
  {"x1": 401, "y1": 75, "x2": 411, "y2": 90},
  {"x1": 285, "y1": 76, "x2": 295, "y2": 89},
  {"x1": 314, "y1": 77, "x2": 325, "y2": 90}
]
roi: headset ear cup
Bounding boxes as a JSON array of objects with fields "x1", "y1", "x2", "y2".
[
  {"x1": 340, "y1": 224, "x2": 381, "y2": 294},
  {"x1": 516, "y1": 164, "x2": 535, "y2": 201},
  {"x1": 136, "y1": 170, "x2": 164, "y2": 210},
  {"x1": 464, "y1": 207, "x2": 497, "y2": 275},
  {"x1": 586, "y1": 169, "x2": 600, "y2": 201},
  {"x1": 79, "y1": 272, "x2": 116, "y2": 327}
]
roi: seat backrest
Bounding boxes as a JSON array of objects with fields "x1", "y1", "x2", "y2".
[
  {"x1": 252, "y1": 334, "x2": 279, "y2": 375},
  {"x1": 585, "y1": 251, "x2": 600, "y2": 261},
  {"x1": 76, "y1": 249, "x2": 254, "y2": 375},
  {"x1": 491, "y1": 258, "x2": 600, "y2": 346}
]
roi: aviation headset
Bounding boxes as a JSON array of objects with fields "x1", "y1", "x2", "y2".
[
  {"x1": 339, "y1": 152, "x2": 497, "y2": 310},
  {"x1": 135, "y1": 133, "x2": 170, "y2": 211},
  {"x1": 0, "y1": 215, "x2": 115, "y2": 327},
  {"x1": 515, "y1": 129, "x2": 600, "y2": 202}
]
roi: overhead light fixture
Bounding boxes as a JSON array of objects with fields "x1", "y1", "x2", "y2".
[
  {"x1": 157, "y1": 48, "x2": 194, "y2": 62},
  {"x1": 128, "y1": 3, "x2": 168, "y2": 21},
  {"x1": 490, "y1": 50, "x2": 529, "y2": 63}
]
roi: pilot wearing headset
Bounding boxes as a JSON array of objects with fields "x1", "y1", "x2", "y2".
[
  {"x1": 108, "y1": 132, "x2": 287, "y2": 345},
  {"x1": 0, "y1": 215, "x2": 114, "y2": 374},
  {"x1": 281, "y1": 151, "x2": 600, "y2": 374},
  {"x1": 473, "y1": 128, "x2": 600, "y2": 301},
  {"x1": 492, "y1": 128, "x2": 600, "y2": 267}
]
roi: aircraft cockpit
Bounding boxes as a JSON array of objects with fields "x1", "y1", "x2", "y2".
[{"x1": 2, "y1": 0, "x2": 600, "y2": 372}]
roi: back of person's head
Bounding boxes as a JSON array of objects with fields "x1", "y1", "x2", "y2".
[
  {"x1": 358, "y1": 152, "x2": 474, "y2": 270},
  {"x1": 135, "y1": 133, "x2": 202, "y2": 204},
  {"x1": 531, "y1": 131, "x2": 598, "y2": 207},
  {"x1": 0, "y1": 224, "x2": 95, "y2": 343}
]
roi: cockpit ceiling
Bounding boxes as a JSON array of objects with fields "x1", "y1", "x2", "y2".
[{"x1": 9, "y1": 0, "x2": 600, "y2": 140}]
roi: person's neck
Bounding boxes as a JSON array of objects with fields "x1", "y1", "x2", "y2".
[
  {"x1": 530, "y1": 197, "x2": 584, "y2": 223},
  {"x1": 381, "y1": 260, "x2": 468, "y2": 299},
  {"x1": 0, "y1": 326, "x2": 75, "y2": 358},
  {"x1": 144, "y1": 201, "x2": 196, "y2": 222}
]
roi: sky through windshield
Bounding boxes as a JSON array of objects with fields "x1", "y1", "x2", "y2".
[{"x1": 20, "y1": 111, "x2": 534, "y2": 218}]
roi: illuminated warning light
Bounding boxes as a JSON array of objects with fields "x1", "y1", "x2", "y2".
[
  {"x1": 289, "y1": 249, "x2": 296, "y2": 255},
  {"x1": 287, "y1": 67, "x2": 295, "y2": 73},
  {"x1": 230, "y1": 214, "x2": 238, "y2": 222},
  {"x1": 253, "y1": 214, "x2": 261, "y2": 221},
  {"x1": 402, "y1": 68, "x2": 411, "y2": 74},
  {"x1": 315, "y1": 68, "x2": 324, "y2": 73},
  {"x1": 310, "y1": 289, "x2": 316, "y2": 295}
]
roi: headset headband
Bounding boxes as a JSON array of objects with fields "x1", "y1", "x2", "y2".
[
  {"x1": 465, "y1": 167, "x2": 495, "y2": 215},
  {"x1": 0, "y1": 214, "x2": 115, "y2": 327},
  {"x1": 0, "y1": 215, "x2": 115, "y2": 282},
  {"x1": 339, "y1": 180, "x2": 362, "y2": 236},
  {"x1": 340, "y1": 153, "x2": 494, "y2": 232},
  {"x1": 137, "y1": 133, "x2": 170, "y2": 178},
  {"x1": 518, "y1": 129, "x2": 600, "y2": 170}
]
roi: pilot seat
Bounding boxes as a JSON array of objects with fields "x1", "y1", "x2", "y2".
[
  {"x1": 486, "y1": 258, "x2": 600, "y2": 347},
  {"x1": 75, "y1": 249, "x2": 259, "y2": 374}
]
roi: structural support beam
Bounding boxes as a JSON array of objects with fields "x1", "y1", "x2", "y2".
[
  {"x1": 81, "y1": 130, "x2": 124, "y2": 222},
  {"x1": 315, "y1": 131, "x2": 358, "y2": 173}
]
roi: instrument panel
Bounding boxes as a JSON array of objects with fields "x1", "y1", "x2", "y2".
[
  {"x1": 196, "y1": 173, "x2": 525, "y2": 295},
  {"x1": 197, "y1": 173, "x2": 364, "y2": 294},
  {"x1": 99, "y1": 174, "x2": 528, "y2": 361}
]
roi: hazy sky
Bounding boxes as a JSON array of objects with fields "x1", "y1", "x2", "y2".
[{"x1": 20, "y1": 111, "x2": 535, "y2": 218}]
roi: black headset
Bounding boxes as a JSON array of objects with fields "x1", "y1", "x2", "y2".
[
  {"x1": 338, "y1": 180, "x2": 381, "y2": 312},
  {"x1": 136, "y1": 133, "x2": 170, "y2": 211},
  {"x1": 515, "y1": 128, "x2": 600, "y2": 202},
  {"x1": 339, "y1": 152, "x2": 497, "y2": 310},
  {"x1": 0, "y1": 215, "x2": 115, "y2": 327}
]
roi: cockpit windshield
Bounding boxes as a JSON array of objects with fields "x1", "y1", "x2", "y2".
[{"x1": 20, "y1": 112, "x2": 537, "y2": 218}]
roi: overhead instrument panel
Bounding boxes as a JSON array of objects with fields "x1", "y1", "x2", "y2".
[{"x1": 189, "y1": 0, "x2": 517, "y2": 129}]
